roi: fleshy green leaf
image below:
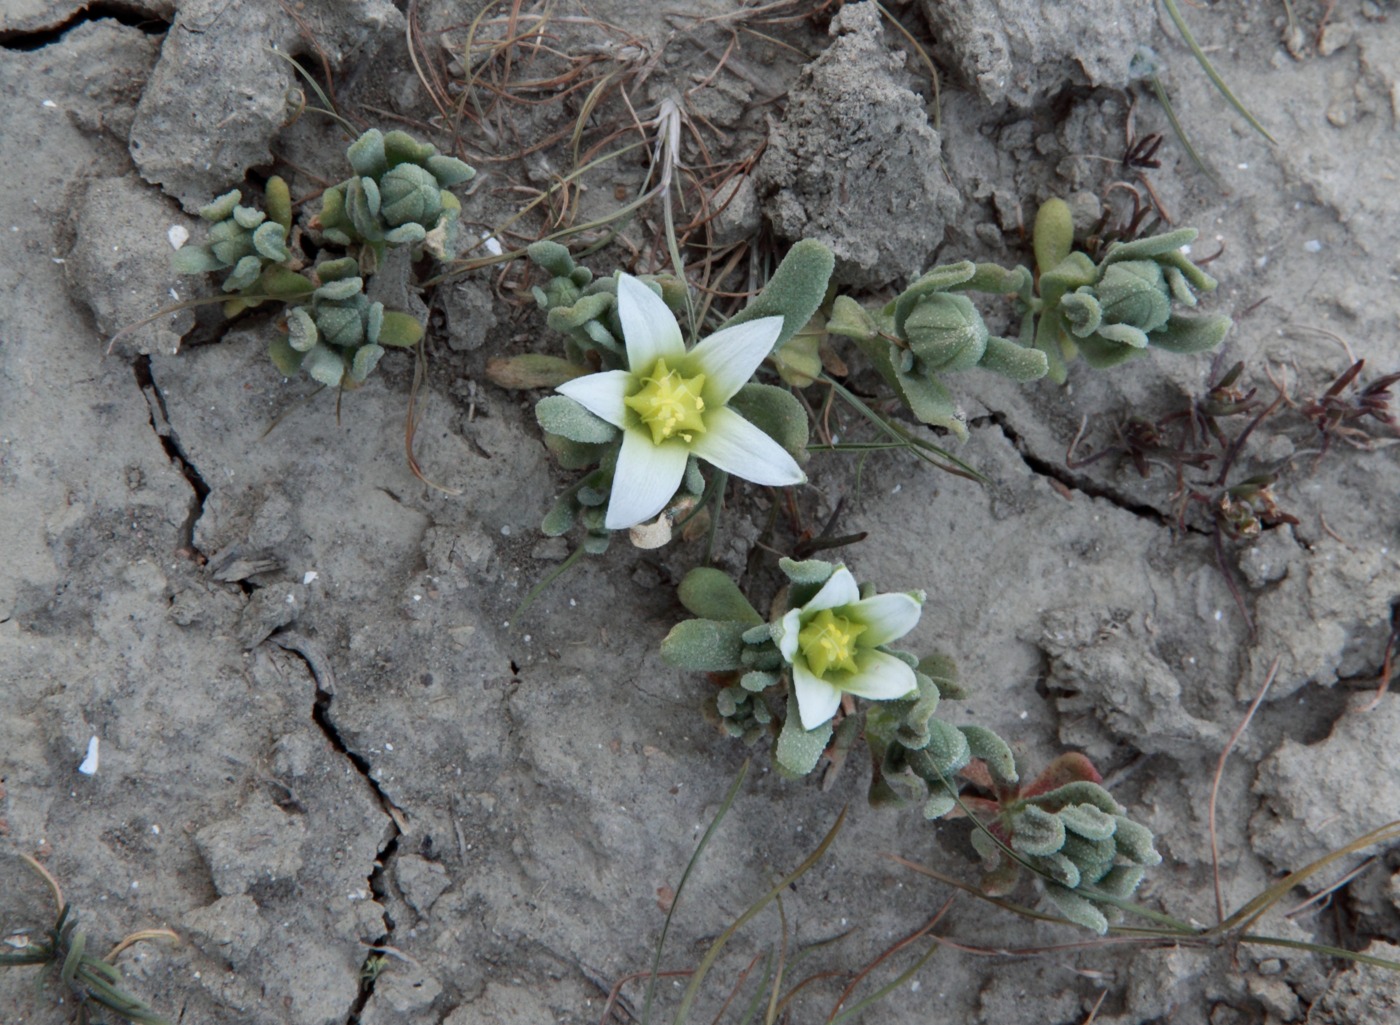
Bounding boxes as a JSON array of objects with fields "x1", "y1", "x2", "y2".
[
  {"x1": 1149, "y1": 312, "x2": 1232, "y2": 354},
  {"x1": 1112, "y1": 816, "x2": 1162, "y2": 866},
  {"x1": 286, "y1": 306, "x2": 318, "y2": 352},
  {"x1": 1044, "y1": 883, "x2": 1109, "y2": 934},
  {"x1": 777, "y1": 557, "x2": 836, "y2": 586},
  {"x1": 907, "y1": 718, "x2": 971, "y2": 779},
  {"x1": 261, "y1": 266, "x2": 315, "y2": 299},
  {"x1": 740, "y1": 671, "x2": 777, "y2": 693},
  {"x1": 721, "y1": 239, "x2": 834, "y2": 353},
  {"x1": 302, "y1": 344, "x2": 345, "y2": 387},
  {"x1": 485, "y1": 354, "x2": 587, "y2": 390},
  {"x1": 252, "y1": 221, "x2": 290, "y2": 262},
  {"x1": 1011, "y1": 805, "x2": 1066, "y2": 857},
  {"x1": 977, "y1": 334, "x2": 1048, "y2": 381},
  {"x1": 775, "y1": 713, "x2": 832, "y2": 777},
  {"x1": 727, "y1": 383, "x2": 809, "y2": 463},
  {"x1": 265, "y1": 175, "x2": 292, "y2": 231},
  {"x1": 959, "y1": 725, "x2": 1018, "y2": 787},
  {"x1": 350, "y1": 343, "x2": 385, "y2": 382},
  {"x1": 535, "y1": 395, "x2": 620, "y2": 443},
  {"x1": 1059, "y1": 803, "x2": 1117, "y2": 841},
  {"x1": 314, "y1": 277, "x2": 365, "y2": 302},
  {"x1": 1032, "y1": 198, "x2": 1074, "y2": 276},
  {"x1": 659, "y1": 619, "x2": 751, "y2": 671},
  {"x1": 268, "y1": 334, "x2": 305, "y2": 377},
  {"x1": 527, "y1": 240, "x2": 577, "y2": 279},
  {"x1": 678, "y1": 567, "x2": 762, "y2": 625},
  {"x1": 222, "y1": 255, "x2": 263, "y2": 292},
  {"x1": 541, "y1": 492, "x2": 578, "y2": 536},
  {"x1": 199, "y1": 189, "x2": 241, "y2": 221},
  {"x1": 378, "y1": 311, "x2": 424, "y2": 347},
  {"x1": 826, "y1": 295, "x2": 879, "y2": 343},
  {"x1": 171, "y1": 247, "x2": 221, "y2": 275}
]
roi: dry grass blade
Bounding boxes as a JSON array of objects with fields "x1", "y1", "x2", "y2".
[
  {"x1": 1159, "y1": 0, "x2": 1275, "y2": 143},
  {"x1": 1212, "y1": 819, "x2": 1400, "y2": 937},
  {"x1": 1209, "y1": 655, "x2": 1279, "y2": 923},
  {"x1": 636, "y1": 760, "x2": 750, "y2": 1023},
  {"x1": 823, "y1": 899, "x2": 951, "y2": 1024},
  {"x1": 672, "y1": 806, "x2": 848, "y2": 1024}
]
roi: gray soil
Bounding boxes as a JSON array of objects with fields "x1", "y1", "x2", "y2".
[{"x1": 2, "y1": 1, "x2": 1399, "y2": 1023}]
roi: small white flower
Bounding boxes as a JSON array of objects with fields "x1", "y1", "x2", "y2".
[
  {"x1": 557, "y1": 274, "x2": 805, "y2": 529},
  {"x1": 775, "y1": 567, "x2": 924, "y2": 730}
]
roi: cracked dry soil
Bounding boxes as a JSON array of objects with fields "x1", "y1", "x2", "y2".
[{"x1": 3, "y1": 1, "x2": 1400, "y2": 1023}]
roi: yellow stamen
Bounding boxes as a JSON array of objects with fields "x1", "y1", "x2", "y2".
[
  {"x1": 797, "y1": 608, "x2": 865, "y2": 678},
  {"x1": 625, "y1": 358, "x2": 707, "y2": 445}
]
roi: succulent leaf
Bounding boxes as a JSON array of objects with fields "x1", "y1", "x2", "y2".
[
  {"x1": 659, "y1": 619, "x2": 750, "y2": 671},
  {"x1": 678, "y1": 567, "x2": 763, "y2": 625},
  {"x1": 775, "y1": 713, "x2": 832, "y2": 777},
  {"x1": 535, "y1": 395, "x2": 621, "y2": 443}
]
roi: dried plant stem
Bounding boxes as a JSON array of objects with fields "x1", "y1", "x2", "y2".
[{"x1": 1209, "y1": 655, "x2": 1279, "y2": 924}]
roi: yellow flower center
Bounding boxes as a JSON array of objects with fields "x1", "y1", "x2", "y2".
[
  {"x1": 624, "y1": 358, "x2": 707, "y2": 445},
  {"x1": 797, "y1": 608, "x2": 865, "y2": 678}
]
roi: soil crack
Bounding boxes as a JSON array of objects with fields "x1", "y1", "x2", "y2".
[
  {"x1": 134, "y1": 355, "x2": 210, "y2": 558},
  {"x1": 0, "y1": 2, "x2": 169, "y2": 50},
  {"x1": 984, "y1": 411, "x2": 1205, "y2": 534},
  {"x1": 268, "y1": 630, "x2": 405, "y2": 1024}
]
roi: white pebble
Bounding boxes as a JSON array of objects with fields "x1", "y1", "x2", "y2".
[{"x1": 78, "y1": 736, "x2": 100, "y2": 776}]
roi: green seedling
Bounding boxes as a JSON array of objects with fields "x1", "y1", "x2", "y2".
[
  {"x1": 949, "y1": 752, "x2": 1162, "y2": 934},
  {"x1": 315, "y1": 128, "x2": 475, "y2": 265},
  {"x1": 170, "y1": 127, "x2": 473, "y2": 390},
  {"x1": 823, "y1": 197, "x2": 1230, "y2": 439},
  {"x1": 2, "y1": 853, "x2": 177, "y2": 1025},
  {"x1": 827, "y1": 260, "x2": 1046, "y2": 440},
  {"x1": 170, "y1": 178, "x2": 312, "y2": 317},
  {"x1": 1028, "y1": 198, "x2": 1232, "y2": 383},
  {"x1": 266, "y1": 257, "x2": 424, "y2": 388}
]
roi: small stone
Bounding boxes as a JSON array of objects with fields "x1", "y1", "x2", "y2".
[
  {"x1": 182, "y1": 895, "x2": 267, "y2": 971},
  {"x1": 1317, "y1": 22, "x2": 1355, "y2": 57},
  {"x1": 393, "y1": 854, "x2": 451, "y2": 915}
]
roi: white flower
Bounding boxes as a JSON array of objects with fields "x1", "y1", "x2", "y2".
[
  {"x1": 556, "y1": 273, "x2": 805, "y2": 529},
  {"x1": 775, "y1": 567, "x2": 924, "y2": 730}
]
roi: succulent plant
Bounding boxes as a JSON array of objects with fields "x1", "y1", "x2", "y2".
[
  {"x1": 951, "y1": 752, "x2": 1162, "y2": 933},
  {"x1": 316, "y1": 129, "x2": 475, "y2": 261},
  {"x1": 171, "y1": 178, "x2": 313, "y2": 315},
  {"x1": 517, "y1": 242, "x2": 826, "y2": 548},
  {"x1": 827, "y1": 260, "x2": 1048, "y2": 439},
  {"x1": 267, "y1": 257, "x2": 423, "y2": 387},
  {"x1": 1030, "y1": 198, "x2": 1232, "y2": 382}
]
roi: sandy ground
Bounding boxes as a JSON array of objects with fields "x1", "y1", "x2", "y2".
[{"x1": 2, "y1": 1, "x2": 1399, "y2": 1023}]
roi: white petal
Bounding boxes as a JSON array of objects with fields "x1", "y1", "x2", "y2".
[
  {"x1": 605, "y1": 429, "x2": 689, "y2": 529},
  {"x1": 792, "y1": 659, "x2": 842, "y2": 730},
  {"x1": 776, "y1": 607, "x2": 802, "y2": 662},
  {"x1": 847, "y1": 592, "x2": 923, "y2": 647},
  {"x1": 617, "y1": 273, "x2": 685, "y2": 371},
  {"x1": 687, "y1": 406, "x2": 804, "y2": 487},
  {"x1": 556, "y1": 369, "x2": 630, "y2": 427},
  {"x1": 687, "y1": 316, "x2": 783, "y2": 402},
  {"x1": 802, "y1": 566, "x2": 859, "y2": 613},
  {"x1": 842, "y1": 649, "x2": 918, "y2": 701}
]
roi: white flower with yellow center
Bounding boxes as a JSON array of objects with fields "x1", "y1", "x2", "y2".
[
  {"x1": 556, "y1": 273, "x2": 805, "y2": 529},
  {"x1": 775, "y1": 566, "x2": 925, "y2": 730}
]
